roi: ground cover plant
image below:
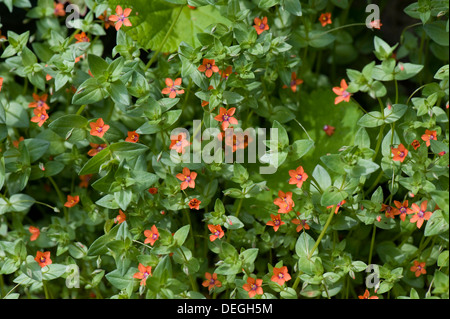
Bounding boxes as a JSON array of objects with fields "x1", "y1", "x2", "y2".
[{"x1": 0, "y1": 0, "x2": 448, "y2": 301}]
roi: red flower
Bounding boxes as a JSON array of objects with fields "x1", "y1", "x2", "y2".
[
  {"x1": 133, "y1": 263, "x2": 152, "y2": 286},
  {"x1": 79, "y1": 174, "x2": 92, "y2": 188},
  {"x1": 64, "y1": 195, "x2": 79, "y2": 208},
  {"x1": 125, "y1": 131, "x2": 139, "y2": 143},
  {"x1": 409, "y1": 200, "x2": 432, "y2": 229},
  {"x1": 410, "y1": 260, "x2": 426, "y2": 277},
  {"x1": 391, "y1": 144, "x2": 408, "y2": 162},
  {"x1": 148, "y1": 187, "x2": 158, "y2": 195},
  {"x1": 13, "y1": 136, "x2": 24, "y2": 148},
  {"x1": 0, "y1": 77, "x2": 3, "y2": 92},
  {"x1": 29, "y1": 93, "x2": 50, "y2": 110},
  {"x1": 242, "y1": 277, "x2": 263, "y2": 298},
  {"x1": 283, "y1": 72, "x2": 303, "y2": 93},
  {"x1": 170, "y1": 132, "x2": 190, "y2": 154},
  {"x1": 114, "y1": 210, "x2": 126, "y2": 224},
  {"x1": 271, "y1": 266, "x2": 291, "y2": 286},
  {"x1": 288, "y1": 166, "x2": 308, "y2": 189},
  {"x1": 161, "y1": 78, "x2": 185, "y2": 99},
  {"x1": 99, "y1": 11, "x2": 115, "y2": 30},
  {"x1": 253, "y1": 17, "x2": 269, "y2": 35},
  {"x1": 176, "y1": 167, "x2": 197, "y2": 190},
  {"x1": 358, "y1": 289, "x2": 379, "y2": 299},
  {"x1": 198, "y1": 59, "x2": 219, "y2": 78},
  {"x1": 89, "y1": 118, "x2": 110, "y2": 138},
  {"x1": 202, "y1": 272, "x2": 222, "y2": 291},
  {"x1": 208, "y1": 224, "x2": 224, "y2": 242},
  {"x1": 273, "y1": 191, "x2": 295, "y2": 214},
  {"x1": 220, "y1": 66, "x2": 233, "y2": 80},
  {"x1": 189, "y1": 198, "x2": 201, "y2": 210},
  {"x1": 29, "y1": 226, "x2": 40, "y2": 241},
  {"x1": 291, "y1": 212, "x2": 310, "y2": 232},
  {"x1": 54, "y1": 2, "x2": 65, "y2": 16},
  {"x1": 327, "y1": 200, "x2": 346, "y2": 214},
  {"x1": 411, "y1": 139, "x2": 421, "y2": 150},
  {"x1": 30, "y1": 107, "x2": 49, "y2": 127},
  {"x1": 319, "y1": 13, "x2": 332, "y2": 27},
  {"x1": 323, "y1": 125, "x2": 335, "y2": 136},
  {"x1": 380, "y1": 204, "x2": 399, "y2": 219},
  {"x1": 87, "y1": 143, "x2": 107, "y2": 156},
  {"x1": 393, "y1": 200, "x2": 412, "y2": 222},
  {"x1": 333, "y1": 79, "x2": 352, "y2": 104},
  {"x1": 421, "y1": 130, "x2": 437, "y2": 147},
  {"x1": 108, "y1": 5, "x2": 132, "y2": 31},
  {"x1": 266, "y1": 214, "x2": 285, "y2": 232},
  {"x1": 74, "y1": 31, "x2": 90, "y2": 43},
  {"x1": 370, "y1": 19, "x2": 383, "y2": 29},
  {"x1": 144, "y1": 225, "x2": 159, "y2": 246},
  {"x1": 214, "y1": 107, "x2": 238, "y2": 131},
  {"x1": 35, "y1": 251, "x2": 52, "y2": 268}
]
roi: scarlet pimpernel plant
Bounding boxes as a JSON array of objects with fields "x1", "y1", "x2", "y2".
[{"x1": 0, "y1": 0, "x2": 448, "y2": 303}]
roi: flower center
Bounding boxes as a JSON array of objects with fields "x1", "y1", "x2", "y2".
[
  {"x1": 278, "y1": 273, "x2": 284, "y2": 279},
  {"x1": 206, "y1": 63, "x2": 212, "y2": 69},
  {"x1": 259, "y1": 23, "x2": 265, "y2": 29},
  {"x1": 296, "y1": 174, "x2": 302, "y2": 181},
  {"x1": 97, "y1": 127, "x2": 103, "y2": 132},
  {"x1": 40, "y1": 257, "x2": 46, "y2": 263},
  {"x1": 210, "y1": 279, "x2": 215, "y2": 285},
  {"x1": 250, "y1": 284, "x2": 257, "y2": 291},
  {"x1": 400, "y1": 207, "x2": 406, "y2": 214},
  {"x1": 418, "y1": 210, "x2": 424, "y2": 218},
  {"x1": 223, "y1": 115, "x2": 229, "y2": 121},
  {"x1": 399, "y1": 151, "x2": 405, "y2": 157},
  {"x1": 40, "y1": 114, "x2": 46, "y2": 120},
  {"x1": 342, "y1": 91, "x2": 350, "y2": 98},
  {"x1": 185, "y1": 176, "x2": 191, "y2": 182},
  {"x1": 143, "y1": 272, "x2": 149, "y2": 278},
  {"x1": 214, "y1": 231, "x2": 220, "y2": 236},
  {"x1": 152, "y1": 234, "x2": 158, "y2": 240},
  {"x1": 274, "y1": 219, "x2": 280, "y2": 226}
]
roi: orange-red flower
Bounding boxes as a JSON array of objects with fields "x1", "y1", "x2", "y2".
[
  {"x1": 410, "y1": 260, "x2": 426, "y2": 277},
  {"x1": 273, "y1": 191, "x2": 295, "y2": 214},
  {"x1": 214, "y1": 107, "x2": 238, "y2": 131},
  {"x1": 29, "y1": 226, "x2": 40, "y2": 241},
  {"x1": 358, "y1": 289, "x2": 379, "y2": 299},
  {"x1": 391, "y1": 144, "x2": 408, "y2": 162},
  {"x1": 219, "y1": 127, "x2": 253, "y2": 154},
  {"x1": 176, "y1": 167, "x2": 197, "y2": 190},
  {"x1": 87, "y1": 143, "x2": 107, "y2": 156},
  {"x1": 243, "y1": 277, "x2": 263, "y2": 298},
  {"x1": 333, "y1": 79, "x2": 352, "y2": 104},
  {"x1": 208, "y1": 224, "x2": 224, "y2": 242},
  {"x1": 13, "y1": 136, "x2": 25, "y2": 148},
  {"x1": 411, "y1": 139, "x2": 421, "y2": 150},
  {"x1": 202, "y1": 272, "x2": 222, "y2": 291},
  {"x1": 271, "y1": 266, "x2": 291, "y2": 286},
  {"x1": 170, "y1": 132, "x2": 190, "y2": 154},
  {"x1": 370, "y1": 19, "x2": 382, "y2": 29},
  {"x1": 319, "y1": 12, "x2": 332, "y2": 27},
  {"x1": 54, "y1": 2, "x2": 65, "y2": 16},
  {"x1": 133, "y1": 263, "x2": 152, "y2": 286},
  {"x1": 74, "y1": 31, "x2": 90, "y2": 43},
  {"x1": 283, "y1": 72, "x2": 303, "y2": 93},
  {"x1": 35, "y1": 251, "x2": 52, "y2": 268},
  {"x1": 114, "y1": 210, "x2": 126, "y2": 224},
  {"x1": 409, "y1": 200, "x2": 432, "y2": 229},
  {"x1": 393, "y1": 200, "x2": 412, "y2": 222},
  {"x1": 89, "y1": 118, "x2": 110, "y2": 138},
  {"x1": 266, "y1": 214, "x2": 285, "y2": 232},
  {"x1": 421, "y1": 130, "x2": 437, "y2": 147},
  {"x1": 144, "y1": 225, "x2": 159, "y2": 246},
  {"x1": 291, "y1": 212, "x2": 310, "y2": 232},
  {"x1": 79, "y1": 174, "x2": 92, "y2": 188},
  {"x1": 189, "y1": 198, "x2": 201, "y2": 210},
  {"x1": 99, "y1": 11, "x2": 115, "y2": 30},
  {"x1": 29, "y1": 93, "x2": 50, "y2": 110},
  {"x1": 380, "y1": 204, "x2": 399, "y2": 219},
  {"x1": 220, "y1": 66, "x2": 233, "y2": 80},
  {"x1": 253, "y1": 17, "x2": 269, "y2": 35},
  {"x1": 64, "y1": 195, "x2": 79, "y2": 208},
  {"x1": 0, "y1": 77, "x2": 3, "y2": 92},
  {"x1": 327, "y1": 200, "x2": 346, "y2": 214},
  {"x1": 198, "y1": 59, "x2": 219, "y2": 78},
  {"x1": 108, "y1": 5, "x2": 132, "y2": 31},
  {"x1": 30, "y1": 107, "x2": 49, "y2": 127},
  {"x1": 125, "y1": 131, "x2": 139, "y2": 143},
  {"x1": 148, "y1": 187, "x2": 158, "y2": 195},
  {"x1": 323, "y1": 125, "x2": 335, "y2": 136},
  {"x1": 161, "y1": 78, "x2": 185, "y2": 99},
  {"x1": 288, "y1": 166, "x2": 308, "y2": 189}
]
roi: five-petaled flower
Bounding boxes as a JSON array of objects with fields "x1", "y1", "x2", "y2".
[
  {"x1": 319, "y1": 13, "x2": 332, "y2": 27},
  {"x1": 189, "y1": 198, "x2": 201, "y2": 210},
  {"x1": 327, "y1": 200, "x2": 346, "y2": 214},
  {"x1": 283, "y1": 72, "x2": 303, "y2": 93},
  {"x1": 99, "y1": 11, "x2": 115, "y2": 30},
  {"x1": 29, "y1": 93, "x2": 50, "y2": 110},
  {"x1": 89, "y1": 118, "x2": 110, "y2": 138},
  {"x1": 273, "y1": 191, "x2": 295, "y2": 214},
  {"x1": 79, "y1": 174, "x2": 92, "y2": 188},
  {"x1": 421, "y1": 129, "x2": 437, "y2": 147},
  {"x1": 148, "y1": 187, "x2": 158, "y2": 195},
  {"x1": 242, "y1": 277, "x2": 263, "y2": 298},
  {"x1": 125, "y1": 131, "x2": 139, "y2": 143},
  {"x1": 133, "y1": 263, "x2": 152, "y2": 286},
  {"x1": 35, "y1": 251, "x2": 52, "y2": 268},
  {"x1": 323, "y1": 125, "x2": 335, "y2": 136},
  {"x1": 393, "y1": 200, "x2": 412, "y2": 222},
  {"x1": 271, "y1": 266, "x2": 292, "y2": 286},
  {"x1": 266, "y1": 214, "x2": 285, "y2": 232},
  {"x1": 87, "y1": 143, "x2": 107, "y2": 156},
  {"x1": 253, "y1": 17, "x2": 269, "y2": 35},
  {"x1": 144, "y1": 225, "x2": 160, "y2": 246},
  {"x1": 29, "y1": 226, "x2": 40, "y2": 241},
  {"x1": 114, "y1": 210, "x2": 126, "y2": 224},
  {"x1": 288, "y1": 166, "x2": 308, "y2": 189},
  {"x1": 53, "y1": 2, "x2": 65, "y2": 16},
  {"x1": 214, "y1": 107, "x2": 238, "y2": 131},
  {"x1": 170, "y1": 132, "x2": 190, "y2": 154},
  {"x1": 198, "y1": 59, "x2": 219, "y2": 78},
  {"x1": 31, "y1": 107, "x2": 49, "y2": 127},
  {"x1": 410, "y1": 260, "x2": 426, "y2": 277},
  {"x1": 391, "y1": 144, "x2": 408, "y2": 162},
  {"x1": 208, "y1": 224, "x2": 224, "y2": 242},
  {"x1": 380, "y1": 204, "x2": 399, "y2": 219},
  {"x1": 370, "y1": 19, "x2": 383, "y2": 29},
  {"x1": 291, "y1": 213, "x2": 310, "y2": 232},
  {"x1": 162, "y1": 78, "x2": 185, "y2": 99},
  {"x1": 220, "y1": 66, "x2": 233, "y2": 79},
  {"x1": 74, "y1": 31, "x2": 90, "y2": 43},
  {"x1": 176, "y1": 167, "x2": 197, "y2": 190},
  {"x1": 409, "y1": 200, "x2": 432, "y2": 229},
  {"x1": 358, "y1": 289, "x2": 379, "y2": 299},
  {"x1": 202, "y1": 272, "x2": 222, "y2": 291},
  {"x1": 411, "y1": 139, "x2": 421, "y2": 150},
  {"x1": 108, "y1": 5, "x2": 132, "y2": 31},
  {"x1": 64, "y1": 195, "x2": 79, "y2": 208},
  {"x1": 333, "y1": 79, "x2": 352, "y2": 104}
]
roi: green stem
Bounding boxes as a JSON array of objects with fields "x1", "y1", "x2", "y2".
[
  {"x1": 372, "y1": 124, "x2": 385, "y2": 162},
  {"x1": 178, "y1": 247, "x2": 198, "y2": 292},
  {"x1": 368, "y1": 224, "x2": 377, "y2": 265},
  {"x1": 42, "y1": 280, "x2": 50, "y2": 299},
  {"x1": 47, "y1": 176, "x2": 68, "y2": 221},
  {"x1": 75, "y1": 104, "x2": 87, "y2": 115},
  {"x1": 293, "y1": 118, "x2": 313, "y2": 141},
  {"x1": 235, "y1": 197, "x2": 244, "y2": 218},
  {"x1": 308, "y1": 205, "x2": 336, "y2": 259}
]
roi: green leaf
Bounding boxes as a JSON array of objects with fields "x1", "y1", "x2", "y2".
[
  {"x1": 357, "y1": 112, "x2": 384, "y2": 128},
  {"x1": 283, "y1": 0, "x2": 302, "y2": 16},
  {"x1": 291, "y1": 139, "x2": 314, "y2": 159},
  {"x1": 105, "y1": 267, "x2": 137, "y2": 290},
  {"x1": 295, "y1": 232, "x2": 317, "y2": 258},
  {"x1": 272, "y1": 120, "x2": 289, "y2": 149},
  {"x1": 79, "y1": 147, "x2": 111, "y2": 175},
  {"x1": 173, "y1": 225, "x2": 190, "y2": 246},
  {"x1": 320, "y1": 187, "x2": 348, "y2": 207},
  {"x1": 424, "y1": 20, "x2": 449, "y2": 46},
  {"x1": 311, "y1": 164, "x2": 331, "y2": 192},
  {"x1": 48, "y1": 115, "x2": 88, "y2": 142},
  {"x1": 384, "y1": 104, "x2": 408, "y2": 124},
  {"x1": 425, "y1": 210, "x2": 449, "y2": 236},
  {"x1": 88, "y1": 54, "x2": 109, "y2": 78}
]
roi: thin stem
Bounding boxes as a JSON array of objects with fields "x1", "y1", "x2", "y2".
[
  {"x1": 308, "y1": 205, "x2": 336, "y2": 259},
  {"x1": 75, "y1": 104, "x2": 87, "y2": 116},
  {"x1": 235, "y1": 197, "x2": 244, "y2": 218},
  {"x1": 368, "y1": 224, "x2": 377, "y2": 265},
  {"x1": 293, "y1": 118, "x2": 313, "y2": 141},
  {"x1": 47, "y1": 176, "x2": 68, "y2": 221}
]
